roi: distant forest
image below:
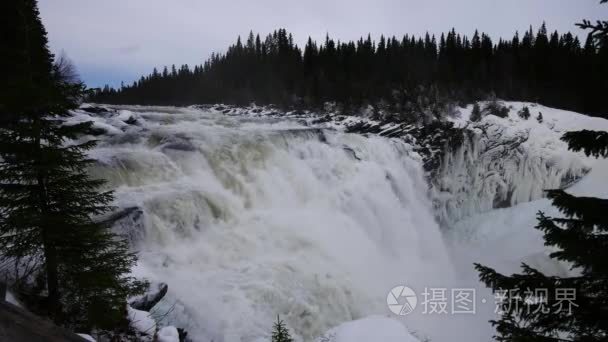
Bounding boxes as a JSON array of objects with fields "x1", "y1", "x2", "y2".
[{"x1": 90, "y1": 26, "x2": 608, "y2": 118}]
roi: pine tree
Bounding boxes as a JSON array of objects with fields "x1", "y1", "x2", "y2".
[
  {"x1": 518, "y1": 106, "x2": 531, "y2": 120},
  {"x1": 577, "y1": 1, "x2": 608, "y2": 48},
  {"x1": 470, "y1": 102, "x2": 482, "y2": 122},
  {"x1": 562, "y1": 130, "x2": 608, "y2": 158},
  {"x1": 0, "y1": 0, "x2": 54, "y2": 126},
  {"x1": 485, "y1": 99, "x2": 510, "y2": 118},
  {"x1": 0, "y1": 0, "x2": 144, "y2": 331},
  {"x1": 475, "y1": 130, "x2": 608, "y2": 340},
  {"x1": 537, "y1": 112, "x2": 543, "y2": 123},
  {"x1": 271, "y1": 316, "x2": 294, "y2": 342}
]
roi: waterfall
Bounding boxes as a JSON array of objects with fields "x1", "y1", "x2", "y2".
[{"x1": 85, "y1": 106, "x2": 458, "y2": 341}]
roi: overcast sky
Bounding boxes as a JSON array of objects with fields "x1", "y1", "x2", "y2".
[{"x1": 38, "y1": 0, "x2": 607, "y2": 88}]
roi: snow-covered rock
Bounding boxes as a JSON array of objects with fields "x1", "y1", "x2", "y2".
[
  {"x1": 66, "y1": 110, "x2": 123, "y2": 136},
  {"x1": 127, "y1": 306, "x2": 156, "y2": 341},
  {"x1": 117, "y1": 109, "x2": 139, "y2": 124},
  {"x1": 316, "y1": 316, "x2": 420, "y2": 342}
]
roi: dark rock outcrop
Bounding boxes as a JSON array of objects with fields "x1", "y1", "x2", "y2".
[
  {"x1": 129, "y1": 282, "x2": 168, "y2": 312},
  {"x1": 124, "y1": 116, "x2": 138, "y2": 125},
  {"x1": 98, "y1": 207, "x2": 146, "y2": 244},
  {"x1": 345, "y1": 118, "x2": 466, "y2": 173},
  {"x1": 81, "y1": 105, "x2": 110, "y2": 115}
]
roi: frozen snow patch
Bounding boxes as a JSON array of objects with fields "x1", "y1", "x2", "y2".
[
  {"x1": 77, "y1": 334, "x2": 96, "y2": 342},
  {"x1": 157, "y1": 326, "x2": 180, "y2": 342},
  {"x1": 128, "y1": 306, "x2": 156, "y2": 341},
  {"x1": 316, "y1": 316, "x2": 420, "y2": 342}
]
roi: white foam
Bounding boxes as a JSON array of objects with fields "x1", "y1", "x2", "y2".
[{"x1": 86, "y1": 105, "x2": 454, "y2": 341}]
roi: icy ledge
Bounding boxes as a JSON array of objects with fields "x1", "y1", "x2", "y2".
[{"x1": 433, "y1": 102, "x2": 608, "y2": 225}]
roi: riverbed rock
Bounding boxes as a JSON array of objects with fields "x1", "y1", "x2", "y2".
[{"x1": 129, "y1": 282, "x2": 168, "y2": 312}]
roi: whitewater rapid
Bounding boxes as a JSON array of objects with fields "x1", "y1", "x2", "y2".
[
  {"x1": 85, "y1": 106, "x2": 467, "y2": 341},
  {"x1": 78, "y1": 102, "x2": 608, "y2": 342}
]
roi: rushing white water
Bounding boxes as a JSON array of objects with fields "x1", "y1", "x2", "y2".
[
  {"x1": 75, "y1": 103, "x2": 608, "y2": 342},
  {"x1": 86, "y1": 106, "x2": 456, "y2": 341}
]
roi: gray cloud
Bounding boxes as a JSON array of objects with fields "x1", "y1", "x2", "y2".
[{"x1": 38, "y1": 0, "x2": 608, "y2": 87}]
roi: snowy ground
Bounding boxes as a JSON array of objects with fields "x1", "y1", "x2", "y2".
[{"x1": 447, "y1": 158, "x2": 608, "y2": 285}]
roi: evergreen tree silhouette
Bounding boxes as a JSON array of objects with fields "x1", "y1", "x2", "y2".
[
  {"x1": 470, "y1": 103, "x2": 482, "y2": 122},
  {"x1": 271, "y1": 316, "x2": 294, "y2": 342},
  {"x1": 537, "y1": 112, "x2": 543, "y2": 123},
  {"x1": 518, "y1": 106, "x2": 531, "y2": 120},
  {"x1": 0, "y1": 0, "x2": 144, "y2": 331}
]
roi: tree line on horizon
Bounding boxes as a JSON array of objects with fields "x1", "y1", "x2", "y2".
[{"x1": 90, "y1": 25, "x2": 608, "y2": 118}]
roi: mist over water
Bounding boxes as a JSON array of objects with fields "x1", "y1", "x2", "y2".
[{"x1": 88, "y1": 106, "x2": 490, "y2": 341}]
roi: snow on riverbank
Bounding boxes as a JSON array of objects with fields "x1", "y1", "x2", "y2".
[
  {"x1": 315, "y1": 316, "x2": 420, "y2": 342},
  {"x1": 447, "y1": 157, "x2": 608, "y2": 281}
]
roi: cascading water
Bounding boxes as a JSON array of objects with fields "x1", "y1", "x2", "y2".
[{"x1": 85, "y1": 106, "x2": 464, "y2": 341}]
